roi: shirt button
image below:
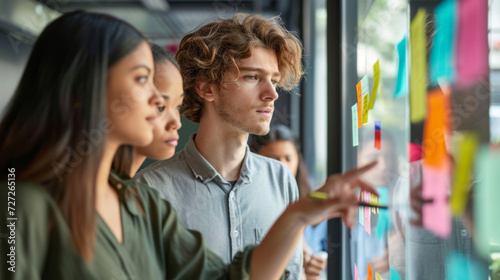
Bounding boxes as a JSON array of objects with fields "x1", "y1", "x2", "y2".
[
  {"x1": 461, "y1": 229, "x2": 468, "y2": 237},
  {"x1": 116, "y1": 183, "x2": 123, "y2": 190},
  {"x1": 233, "y1": 230, "x2": 239, "y2": 237}
]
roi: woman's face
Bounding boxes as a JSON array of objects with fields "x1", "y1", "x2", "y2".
[
  {"x1": 106, "y1": 41, "x2": 163, "y2": 147},
  {"x1": 136, "y1": 61, "x2": 184, "y2": 160},
  {"x1": 258, "y1": 140, "x2": 299, "y2": 177}
]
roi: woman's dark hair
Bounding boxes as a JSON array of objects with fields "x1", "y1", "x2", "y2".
[
  {"x1": 248, "y1": 124, "x2": 312, "y2": 197},
  {"x1": 112, "y1": 43, "x2": 180, "y2": 177},
  {"x1": 0, "y1": 10, "x2": 146, "y2": 260}
]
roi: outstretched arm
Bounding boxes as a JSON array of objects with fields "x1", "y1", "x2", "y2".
[{"x1": 250, "y1": 161, "x2": 378, "y2": 280}]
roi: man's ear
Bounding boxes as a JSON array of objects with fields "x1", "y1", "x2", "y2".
[{"x1": 196, "y1": 80, "x2": 215, "y2": 102}]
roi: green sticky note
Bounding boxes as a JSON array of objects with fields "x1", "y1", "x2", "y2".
[
  {"x1": 475, "y1": 146, "x2": 500, "y2": 257},
  {"x1": 410, "y1": 8, "x2": 427, "y2": 123},
  {"x1": 352, "y1": 105, "x2": 359, "y2": 146},
  {"x1": 450, "y1": 133, "x2": 479, "y2": 217},
  {"x1": 368, "y1": 60, "x2": 380, "y2": 110}
]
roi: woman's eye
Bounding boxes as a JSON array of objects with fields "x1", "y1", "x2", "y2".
[
  {"x1": 137, "y1": 76, "x2": 148, "y2": 84},
  {"x1": 271, "y1": 80, "x2": 279, "y2": 85},
  {"x1": 246, "y1": 75, "x2": 257, "y2": 80},
  {"x1": 158, "y1": 106, "x2": 165, "y2": 113},
  {"x1": 177, "y1": 105, "x2": 182, "y2": 111}
]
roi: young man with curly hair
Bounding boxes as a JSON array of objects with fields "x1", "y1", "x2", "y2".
[{"x1": 136, "y1": 13, "x2": 304, "y2": 279}]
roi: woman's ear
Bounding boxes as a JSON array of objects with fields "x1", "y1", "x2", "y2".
[{"x1": 196, "y1": 80, "x2": 215, "y2": 102}]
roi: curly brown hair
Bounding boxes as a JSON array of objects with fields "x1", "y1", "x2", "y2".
[{"x1": 176, "y1": 13, "x2": 304, "y2": 123}]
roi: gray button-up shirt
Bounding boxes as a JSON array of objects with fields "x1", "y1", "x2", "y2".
[{"x1": 135, "y1": 134, "x2": 302, "y2": 279}]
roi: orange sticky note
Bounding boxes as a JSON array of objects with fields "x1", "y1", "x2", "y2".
[
  {"x1": 423, "y1": 89, "x2": 449, "y2": 168},
  {"x1": 357, "y1": 81, "x2": 363, "y2": 128},
  {"x1": 367, "y1": 262, "x2": 373, "y2": 280}
]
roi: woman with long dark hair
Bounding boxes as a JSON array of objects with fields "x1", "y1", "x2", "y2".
[{"x1": 0, "y1": 11, "x2": 377, "y2": 279}]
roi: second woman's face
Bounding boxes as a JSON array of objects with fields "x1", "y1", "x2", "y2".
[
  {"x1": 258, "y1": 140, "x2": 299, "y2": 177},
  {"x1": 135, "y1": 61, "x2": 184, "y2": 160},
  {"x1": 106, "y1": 41, "x2": 163, "y2": 147}
]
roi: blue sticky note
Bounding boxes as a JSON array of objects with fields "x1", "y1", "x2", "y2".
[
  {"x1": 394, "y1": 36, "x2": 408, "y2": 98},
  {"x1": 446, "y1": 251, "x2": 488, "y2": 280},
  {"x1": 352, "y1": 104, "x2": 359, "y2": 147},
  {"x1": 430, "y1": 0, "x2": 456, "y2": 85},
  {"x1": 375, "y1": 187, "x2": 389, "y2": 239},
  {"x1": 375, "y1": 121, "x2": 381, "y2": 131},
  {"x1": 390, "y1": 266, "x2": 401, "y2": 280}
]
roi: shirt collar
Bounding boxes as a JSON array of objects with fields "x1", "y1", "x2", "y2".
[
  {"x1": 109, "y1": 170, "x2": 141, "y2": 216},
  {"x1": 184, "y1": 133, "x2": 253, "y2": 185}
]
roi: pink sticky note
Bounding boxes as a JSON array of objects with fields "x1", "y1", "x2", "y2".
[
  {"x1": 355, "y1": 263, "x2": 359, "y2": 280},
  {"x1": 364, "y1": 191, "x2": 371, "y2": 234},
  {"x1": 422, "y1": 166, "x2": 451, "y2": 238},
  {"x1": 456, "y1": 0, "x2": 489, "y2": 88}
]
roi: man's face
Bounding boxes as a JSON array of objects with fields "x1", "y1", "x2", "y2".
[{"x1": 213, "y1": 47, "x2": 280, "y2": 135}]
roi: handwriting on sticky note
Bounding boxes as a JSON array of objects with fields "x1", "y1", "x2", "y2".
[
  {"x1": 357, "y1": 81, "x2": 363, "y2": 128},
  {"x1": 369, "y1": 60, "x2": 380, "y2": 110},
  {"x1": 410, "y1": 8, "x2": 427, "y2": 123}
]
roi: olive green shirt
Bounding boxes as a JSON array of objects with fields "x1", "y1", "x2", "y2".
[{"x1": 1, "y1": 172, "x2": 285, "y2": 279}]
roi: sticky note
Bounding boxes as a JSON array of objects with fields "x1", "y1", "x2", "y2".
[
  {"x1": 364, "y1": 191, "x2": 371, "y2": 234},
  {"x1": 474, "y1": 147, "x2": 500, "y2": 257},
  {"x1": 423, "y1": 89, "x2": 449, "y2": 168},
  {"x1": 375, "y1": 187, "x2": 389, "y2": 239},
  {"x1": 422, "y1": 166, "x2": 451, "y2": 238},
  {"x1": 410, "y1": 8, "x2": 427, "y2": 123},
  {"x1": 450, "y1": 133, "x2": 479, "y2": 217},
  {"x1": 370, "y1": 194, "x2": 377, "y2": 213},
  {"x1": 394, "y1": 36, "x2": 408, "y2": 98},
  {"x1": 361, "y1": 75, "x2": 369, "y2": 124},
  {"x1": 367, "y1": 262, "x2": 373, "y2": 280},
  {"x1": 352, "y1": 105, "x2": 359, "y2": 146},
  {"x1": 446, "y1": 251, "x2": 488, "y2": 280},
  {"x1": 390, "y1": 267, "x2": 401, "y2": 280},
  {"x1": 369, "y1": 60, "x2": 380, "y2": 110},
  {"x1": 430, "y1": 0, "x2": 456, "y2": 85},
  {"x1": 374, "y1": 121, "x2": 381, "y2": 150},
  {"x1": 375, "y1": 272, "x2": 383, "y2": 280},
  {"x1": 355, "y1": 263, "x2": 359, "y2": 280},
  {"x1": 456, "y1": 0, "x2": 489, "y2": 88},
  {"x1": 362, "y1": 93, "x2": 369, "y2": 124},
  {"x1": 357, "y1": 81, "x2": 363, "y2": 128}
]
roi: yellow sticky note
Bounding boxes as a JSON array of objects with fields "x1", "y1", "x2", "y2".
[
  {"x1": 369, "y1": 60, "x2": 380, "y2": 110},
  {"x1": 376, "y1": 272, "x2": 384, "y2": 280},
  {"x1": 410, "y1": 8, "x2": 427, "y2": 123},
  {"x1": 362, "y1": 93, "x2": 369, "y2": 124},
  {"x1": 450, "y1": 132, "x2": 479, "y2": 217}
]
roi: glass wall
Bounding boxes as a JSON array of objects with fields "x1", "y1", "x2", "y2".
[{"x1": 339, "y1": 0, "x2": 496, "y2": 279}]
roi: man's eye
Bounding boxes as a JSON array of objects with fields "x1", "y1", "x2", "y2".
[{"x1": 246, "y1": 75, "x2": 257, "y2": 80}]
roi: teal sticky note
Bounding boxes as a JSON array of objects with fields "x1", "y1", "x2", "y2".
[
  {"x1": 390, "y1": 266, "x2": 401, "y2": 280},
  {"x1": 375, "y1": 187, "x2": 389, "y2": 239},
  {"x1": 430, "y1": 0, "x2": 456, "y2": 85},
  {"x1": 474, "y1": 147, "x2": 500, "y2": 257},
  {"x1": 446, "y1": 251, "x2": 488, "y2": 280},
  {"x1": 394, "y1": 36, "x2": 408, "y2": 98},
  {"x1": 352, "y1": 104, "x2": 359, "y2": 146}
]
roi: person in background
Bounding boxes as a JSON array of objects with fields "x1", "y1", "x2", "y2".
[
  {"x1": 0, "y1": 10, "x2": 379, "y2": 280},
  {"x1": 112, "y1": 43, "x2": 183, "y2": 178},
  {"x1": 249, "y1": 124, "x2": 328, "y2": 280}
]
